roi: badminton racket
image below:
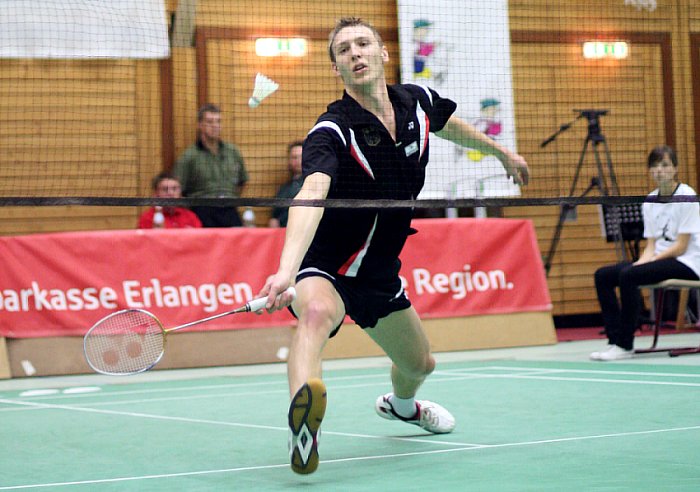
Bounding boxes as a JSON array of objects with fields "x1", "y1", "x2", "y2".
[{"x1": 83, "y1": 286, "x2": 296, "y2": 376}]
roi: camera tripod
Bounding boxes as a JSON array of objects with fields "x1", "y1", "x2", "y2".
[{"x1": 542, "y1": 109, "x2": 628, "y2": 276}]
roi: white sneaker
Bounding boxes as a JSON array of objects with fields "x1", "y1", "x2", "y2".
[
  {"x1": 597, "y1": 345, "x2": 633, "y2": 361},
  {"x1": 590, "y1": 344, "x2": 615, "y2": 360},
  {"x1": 375, "y1": 393, "x2": 455, "y2": 434}
]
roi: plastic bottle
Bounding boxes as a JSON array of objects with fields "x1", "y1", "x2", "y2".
[
  {"x1": 153, "y1": 206, "x2": 165, "y2": 229},
  {"x1": 242, "y1": 207, "x2": 256, "y2": 227}
]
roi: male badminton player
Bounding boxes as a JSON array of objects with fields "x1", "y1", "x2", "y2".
[{"x1": 259, "y1": 17, "x2": 529, "y2": 475}]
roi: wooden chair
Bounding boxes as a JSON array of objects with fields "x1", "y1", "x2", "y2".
[{"x1": 635, "y1": 279, "x2": 700, "y2": 357}]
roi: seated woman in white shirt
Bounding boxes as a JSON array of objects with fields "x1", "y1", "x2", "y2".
[{"x1": 591, "y1": 145, "x2": 700, "y2": 361}]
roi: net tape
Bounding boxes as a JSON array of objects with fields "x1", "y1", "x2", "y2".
[{"x1": 2, "y1": 195, "x2": 698, "y2": 209}]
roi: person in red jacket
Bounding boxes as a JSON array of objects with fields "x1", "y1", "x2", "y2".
[{"x1": 137, "y1": 172, "x2": 202, "y2": 229}]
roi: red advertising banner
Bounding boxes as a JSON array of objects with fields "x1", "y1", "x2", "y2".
[{"x1": 0, "y1": 219, "x2": 550, "y2": 338}]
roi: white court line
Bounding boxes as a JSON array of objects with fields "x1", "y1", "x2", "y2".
[
  {"x1": 0, "y1": 372, "x2": 393, "y2": 413},
  {"x1": 0, "y1": 398, "x2": 472, "y2": 447},
  {"x1": 4, "y1": 372, "x2": 387, "y2": 402},
  {"x1": 3, "y1": 363, "x2": 699, "y2": 442},
  {"x1": 2, "y1": 367, "x2": 699, "y2": 416},
  {"x1": 7, "y1": 364, "x2": 698, "y2": 407},
  {"x1": 1, "y1": 423, "x2": 699, "y2": 490},
  {"x1": 2, "y1": 366, "x2": 699, "y2": 489},
  {"x1": 0, "y1": 372, "x2": 497, "y2": 412},
  {"x1": 0, "y1": 371, "x2": 625, "y2": 414},
  {"x1": 440, "y1": 365, "x2": 700, "y2": 378},
  {"x1": 436, "y1": 370, "x2": 700, "y2": 388},
  {"x1": 436, "y1": 365, "x2": 700, "y2": 387},
  {"x1": 479, "y1": 373, "x2": 700, "y2": 387}
]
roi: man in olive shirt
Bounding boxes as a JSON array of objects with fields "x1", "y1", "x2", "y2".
[{"x1": 174, "y1": 103, "x2": 249, "y2": 227}]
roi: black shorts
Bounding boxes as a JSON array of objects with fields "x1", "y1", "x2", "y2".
[{"x1": 291, "y1": 267, "x2": 412, "y2": 337}]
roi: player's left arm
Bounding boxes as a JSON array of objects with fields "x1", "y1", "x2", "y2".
[{"x1": 435, "y1": 115, "x2": 529, "y2": 185}]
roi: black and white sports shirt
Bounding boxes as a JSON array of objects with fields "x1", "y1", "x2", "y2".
[{"x1": 299, "y1": 84, "x2": 456, "y2": 281}]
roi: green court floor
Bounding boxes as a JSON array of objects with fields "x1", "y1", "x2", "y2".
[{"x1": 1, "y1": 336, "x2": 699, "y2": 491}]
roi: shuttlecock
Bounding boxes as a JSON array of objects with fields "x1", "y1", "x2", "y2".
[{"x1": 248, "y1": 73, "x2": 279, "y2": 108}]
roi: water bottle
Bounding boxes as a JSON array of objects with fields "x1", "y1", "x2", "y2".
[
  {"x1": 242, "y1": 207, "x2": 256, "y2": 227},
  {"x1": 153, "y1": 206, "x2": 165, "y2": 229}
]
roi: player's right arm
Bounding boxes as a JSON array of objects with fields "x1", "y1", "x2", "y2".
[
  {"x1": 436, "y1": 116, "x2": 529, "y2": 185},
  {"x1": 261, "y1": 172, "x2": 331, "y2": 310}
]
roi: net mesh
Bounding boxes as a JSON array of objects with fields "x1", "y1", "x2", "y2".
[
  {"x1": 83, "y1": 310, "x2": 166, "y2": 375},
  {"x1": 0, "y1": 2, "x2": 680, "y2": 210},
  {"x1": 0, "y1": 1, "x2": 697, "y2": 318}
]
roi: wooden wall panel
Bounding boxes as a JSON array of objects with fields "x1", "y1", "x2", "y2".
[
  {"x1": 683, "y1": 5, "x2": 699, "y2": 187},
  {"x1": 509, "y1": 0, "x2": 674, "y2": 32},
  {"x1": 1, "y1": 0, "x2": 699, "y2": 318},
  {"x1": 506, "y1": 40, "x2": 667, "y2": 315},
  {"x1": 137, "y1": 60, "x2": 164, "y2": 191},
  {"x1": 171, "y1": 47, "x2": 199, "y2": 162},
  {"x1": 684, "y1": 0, "x2": 699, "y2": 33},
  {"x1": 0, "y1": 59, "x2": 157, "y2": 234},
  {"x1": 196, "y1": 0, "x2": 398, "y2": 32}
]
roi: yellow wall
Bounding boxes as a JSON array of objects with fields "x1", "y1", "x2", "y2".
[
  {"x1": 0, "y1": 0, "x2": 699, "y2": 317},
  {"x1": 505, "y1": 0, "x2": 698, "y2": 315}
]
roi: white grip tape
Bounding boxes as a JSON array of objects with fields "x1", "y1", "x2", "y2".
[{"x1": 247, "y1": 286, "x2": 297, "y2": 312}]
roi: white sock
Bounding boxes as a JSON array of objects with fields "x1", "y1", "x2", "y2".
[{"x1": 389, "y1": 394, "x2": 418, "y2": 419}]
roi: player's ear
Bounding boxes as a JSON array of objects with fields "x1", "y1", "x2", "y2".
[
  {"x1": 381, "y1": 45, "x2": 389, "y2": 63},
  {"x1": 331, "y1": 62, "x2": 340, "y2": 77}
]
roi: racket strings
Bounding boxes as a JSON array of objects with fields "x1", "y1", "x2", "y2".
[{"x1": 84, "y1": 310, "x2": 165, "y2": 375}]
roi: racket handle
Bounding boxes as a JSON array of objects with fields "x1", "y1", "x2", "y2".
[{"x1": 247, "y1": 286, "x2": 297, "y2": 312}]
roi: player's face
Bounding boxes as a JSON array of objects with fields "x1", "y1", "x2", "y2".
[
  {"x1": 649, "y1": 156, "x2": 677, "y2": 186},
  {"x1": 288, "y1": 145, "x2": 303, "y2": 176},
  {"x1": 198, "y1": 111, "x2": 221, "y2": 141},
  {"x1": 331, "y1": 26, "x2": 388, "y2": 87}
]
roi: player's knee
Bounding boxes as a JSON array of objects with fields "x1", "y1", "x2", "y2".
[{"x1": 299, "y1": 299, "x2": 340, "y2": 334}]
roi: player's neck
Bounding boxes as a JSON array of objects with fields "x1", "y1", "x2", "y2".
[
  {"x1": 346, "y1": 82, "x2": 395, "y2": 139},
  {"x1": 346, "y1": 81, "x2": 389, "y2": 114}
]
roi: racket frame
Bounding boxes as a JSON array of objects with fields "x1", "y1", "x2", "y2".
[
  {"x1": 83, "y1": 308, "x2": 167, "y2": 376},
  {"x1": 83, "y1": 287, "x2": 296, "y2": 376}
]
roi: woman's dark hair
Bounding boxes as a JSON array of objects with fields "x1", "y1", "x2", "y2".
[{"x1": 647, "y1": 145, "x2": 678, "y2": 168}]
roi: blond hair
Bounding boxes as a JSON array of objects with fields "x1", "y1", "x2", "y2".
[{"x1": 328, "y1": 17, "x2": 383, "y2": 62}]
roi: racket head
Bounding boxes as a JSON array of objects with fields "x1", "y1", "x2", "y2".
[{"x1": 83, "y1": 309, "x2": 166, "y2": 376}]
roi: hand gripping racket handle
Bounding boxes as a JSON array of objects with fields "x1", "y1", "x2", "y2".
[
  {"x1": 169, "y1": 286, "x2": 297, "y2": 332},
  {"x1": 246, "y1": 286, "x2": 296, "y2": 312}
]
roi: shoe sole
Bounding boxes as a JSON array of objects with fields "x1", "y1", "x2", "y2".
[
  {"x1": 598, "y1": 354, "x2": 633, "y2": 361},
  {"x1": 288, "y1": 378, "x2": 327, "y2": 475}
]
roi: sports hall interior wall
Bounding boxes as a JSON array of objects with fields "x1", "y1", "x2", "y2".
[{"x1": 0, "y1": 1, "x2": 699, "y2": 321}]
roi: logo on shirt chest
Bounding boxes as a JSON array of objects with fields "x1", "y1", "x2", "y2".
[
  {"x1": 404, "y1": 141, "x2": 419, "y2": 157},
  {"x1": 362, "y1": 127, "x2": 382, "y2": 146}
]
